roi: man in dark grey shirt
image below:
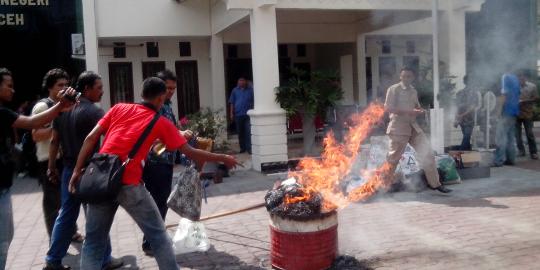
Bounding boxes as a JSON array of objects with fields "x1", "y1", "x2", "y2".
[{"x1": 44, "y1": 71, "x2": 122, "y2": 270}]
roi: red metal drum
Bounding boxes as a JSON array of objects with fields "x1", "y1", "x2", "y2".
[{"x1": 270, "y1": 211, "x2": 338, "y2": 270}]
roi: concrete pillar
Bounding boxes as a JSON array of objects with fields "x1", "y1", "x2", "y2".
[
  {"x1": 211, "y1": 34, "x2": 227, "y2": 113},
  {"x1": 447, "y1": 10, "x2": 467, "y2": 90},
  {"x1": 82, "y1": 0, "x2": 99, "y2": 73},
  {"x1": 248, "y1": 5, "x2": 288, "y2": 171},
  {"x1": 356, "y1": 34, "x2": 368, "y2": 106}
]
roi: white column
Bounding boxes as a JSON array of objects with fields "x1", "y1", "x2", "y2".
[
  {"x1": 211, "y1": 34, "x2": 227, "y2": 113},
  {"x1": 82, "y1": 0, "x2": 99, "y2": 73},
  {"x1": 431, "y1": 0, "x2": 444, "y2": 154},
  {"x1": 248, "y1": 5, "x2": 288, "y2": 171},
  {"x1": 211, "y1": 34, "x2": 227, "y2": 142},
  {"x1": 356, "y1": 34, "x2": 368, "y2": 106},
  {"x1": 447, "y1": 10, "x2": 467, "y2": 90}
]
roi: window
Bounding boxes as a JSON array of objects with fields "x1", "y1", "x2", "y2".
[
  {"x1": 227, "y1": 45, "x2": 238, "y2": 58},
  {"x1": 403, "y1": 56, "x2": 420, "y2": 75},
  {"x1": 142, "y1": 61, "x2": 166, "y2": 79},
  {"x1": 406, "y1": 41, "x2": 416, "y2": 54},
  {"x1": 175, "y1": 61, "x2": 200, "y2": 117},
  {"x1": 146, "y1": 42, "x2": 159, "y2": 58},
  {"x1": 381, "y1": 40, "x2": 391, "y2": 54},
  {"x1": 278, "y1": 44, "x2": 288, "y2": 57},
  {"x1": 113, "y1": 42, "x2": 126, "y2": 58},
  {"x1": 108, "y1": 62, "x2": 134, "y2": 105},
  {"x1": 297, "y1": 44, "x2": 306, "y2": 57},
  {"x1": 179, "y1": 42, "x2": 191, "y2": 57}
]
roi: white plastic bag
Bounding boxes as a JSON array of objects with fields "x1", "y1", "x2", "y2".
[
  {"x1": 396, "y1": 144, "x2": 421, "y2": 176},
  {"x1": 171, "y1": 218, "x2": 211, "y2": 254}
]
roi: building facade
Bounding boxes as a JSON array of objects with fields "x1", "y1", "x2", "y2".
[{"x1": 83, "y1": 0, "x2": 487, "y2": 171}]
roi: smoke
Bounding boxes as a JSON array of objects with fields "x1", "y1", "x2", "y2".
[{"x1": 467, "y1": 0, "x2": 537, "y2": 90}]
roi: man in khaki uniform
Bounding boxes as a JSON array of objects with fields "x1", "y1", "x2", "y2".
[{"x1": 384, "y1": 67, "x2": 451, "y2": 193}]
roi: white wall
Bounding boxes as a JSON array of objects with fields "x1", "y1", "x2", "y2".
[
  {"x1": 98, "y1": 38, "x2": 212, "y2": 118},
  {"x1": 222, "y1": 21, "x2": 357, "y2": 43},
  {"x1": 211, "y1": 0, "x2": 249, "y2": 34},
  {"x1": 95, "y1": 0, "x2": 211, "y2": 38}
]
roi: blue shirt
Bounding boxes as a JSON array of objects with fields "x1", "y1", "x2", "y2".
[
  {"x1": 501, "y1": 74, "x2": 520, "y2": 117},
  {"x1": 147, "y1": 100, "x2": 177, "y2": 165},
  {"x1": 228, "y1": 86, "x2": 254, "y2": 116}
]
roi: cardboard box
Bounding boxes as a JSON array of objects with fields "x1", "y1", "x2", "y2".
[{"x1": 448, "y1": 151, "x2": 482, "y2": 168}]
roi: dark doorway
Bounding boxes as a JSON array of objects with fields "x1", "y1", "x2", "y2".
[
  {"x1": 293, "y1": 62, "x2": 311, "y2": 81},
  {"x1": 225, "y1": 58, "x2": 252, "y2": 132},
  {"x1": 366, "y1": 57, "x2": 372, "y2": 103},
  {"x1": 142, "y1": 61, "x2": 166, "y2": 80},
  {"x1": 175, "y1": 61, "x2": 200, "y2": 118},
  {"x1": 108, "y1": 62, "x2": 134, "y2": 105}
]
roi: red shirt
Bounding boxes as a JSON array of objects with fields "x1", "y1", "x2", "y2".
[{"x1": 97, "y1": 103, "x2": 187, "y2": 185}]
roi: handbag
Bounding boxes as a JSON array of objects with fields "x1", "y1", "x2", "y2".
[
  {"x1": 167, "y1": 165, "x2": 202, "y2": 221},
  {"x1": 75, "y1": 111, "x2": 160, "y2": 203}
]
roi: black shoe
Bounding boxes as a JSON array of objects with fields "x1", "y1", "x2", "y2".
[
  {"x1": 43, "y1": 263, "x2": 71, "y2": 270},
  {"x1": 143, "y1": 246, "x2": 154, "y2": 257},
  {"x1": 503, "y1": 161, "x2": 515, "y2": 166},
  {"x1": 518, "y1": 151, "x2": 526, "y2": 157},
  {"x1": 435, "y1": 185, "x2": 452, "y2": 193},
  {"x1": 103, "y1": 257, "x2": 124, "y2": 270},
  {"x1": 239, "y1": 150, "x2": 246, "y2": 154},
  {"x1": 491, "y1": 163, "x2": 503, "y2": 167}
]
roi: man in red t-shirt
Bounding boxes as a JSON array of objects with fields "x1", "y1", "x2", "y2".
[{"x1": 69, "y1": 77, "x2": 238, "y2": 270}]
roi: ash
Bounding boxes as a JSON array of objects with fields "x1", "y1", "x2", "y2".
[
  {"x1": 264, "y1": 181, "x2": 324, "y2": 220},
  {"x1": 328, "y1": 255, "x2": 375, "y2": 270}
]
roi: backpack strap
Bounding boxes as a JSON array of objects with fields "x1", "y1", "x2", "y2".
[{"x1": 126, "y1": 111, "x2": 161, "y2": 162}]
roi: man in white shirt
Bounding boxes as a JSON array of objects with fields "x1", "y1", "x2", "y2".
[{"x1": 31, "y1": 69, "x2": 81, "y2": 242}]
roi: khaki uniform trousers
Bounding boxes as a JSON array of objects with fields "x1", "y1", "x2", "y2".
[{"x1": 387, "y1": 128, "x2": 442, "y2": 188}]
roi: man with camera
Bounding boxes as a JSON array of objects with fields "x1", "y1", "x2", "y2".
[{"x1": 0, "y1": 67, "x2": 77, "y2": 270}]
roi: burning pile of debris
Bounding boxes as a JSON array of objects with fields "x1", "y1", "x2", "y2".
[{"x1": 265, "y1": 178, "x2": 334, "y2": 220}]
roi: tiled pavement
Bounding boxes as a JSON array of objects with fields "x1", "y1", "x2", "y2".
[{"x1": 6, "y1": 161, "x2": 540, "y2": 269}]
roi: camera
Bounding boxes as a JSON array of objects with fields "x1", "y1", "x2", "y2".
[{"x1": 64, "y1": 91, "x2": 81, "y2": 102}]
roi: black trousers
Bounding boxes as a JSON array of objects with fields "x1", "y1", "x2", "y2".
[
  {"x1": 141, "y1": 161, "x2": 174, "y2": 250},
  {"x1": 37, "y1": 160, "x2": 70, "y2": 238},
  {"x1": 516, "y1": 118, "x2": 538, "y2": 155}
]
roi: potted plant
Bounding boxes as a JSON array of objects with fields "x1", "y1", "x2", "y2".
[
  {"x1": 275, "y1": 68, "x2": 343, "y2": 155},
  {"x1": 180, "y1": 108, "x2": 229, "y2": 182}
]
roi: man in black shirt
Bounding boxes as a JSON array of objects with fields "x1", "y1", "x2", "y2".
[
  {"x1": 0, "y1": 68, "x2": 76, "y2": 270},
  {"x1": 44, "y1": 71, "x2": 122, "y2": 270}
]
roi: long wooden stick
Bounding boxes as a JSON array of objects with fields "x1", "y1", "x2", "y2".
[{"x1": 165, "y1": 202, "x2": 266, "y2": 229}]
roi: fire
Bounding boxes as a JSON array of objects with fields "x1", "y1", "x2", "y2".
[
  {"x1": 286, "y1": 103, "x2": 395, "y2": 211},
  {"x1": 283, "y1": 186, "x2": 315, "y2": 204}
]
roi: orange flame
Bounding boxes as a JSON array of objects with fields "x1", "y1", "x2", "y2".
[{"x1": 287, "y1": 103, "x2": 395, "y2": 211}]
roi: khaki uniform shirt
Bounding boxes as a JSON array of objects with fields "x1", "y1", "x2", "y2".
[
  {"x1": 384, "y1": 82, "x2": 423, "y2": 136},
  {"x1": 518, "y1": 81, "x2": 539, "y2": 120}
]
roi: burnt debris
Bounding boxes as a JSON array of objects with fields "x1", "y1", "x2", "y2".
[
  {"x1": 265, "y1": 180, "x2": 326, "y2": 220},
  {"x1": 328, "y1": 255, "x2": 376, "y2": 270}
]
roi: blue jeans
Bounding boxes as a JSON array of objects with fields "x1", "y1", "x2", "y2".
[
  {"x1": 494, "y1": 115, "x2": 517, "y2": 166},
  {"x1": 81, "y1": 184, "x2": 179, "y2": 270},
  {"x1": 46, "y1": 167, "x2": 112, "y2": 267},
  {"x1": 235, "y1": 115, "x2": 251, "y2": 153},
  {"x1": 0, "y1": 189, "x2": 14, "y2": 270},
  {"x1": 460, "y1": 124, "x2": 474, "y2": 151}
]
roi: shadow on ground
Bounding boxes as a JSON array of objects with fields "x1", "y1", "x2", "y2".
[{"x1": 176, "y1": 246, "x2": 266, "y2": 270}]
